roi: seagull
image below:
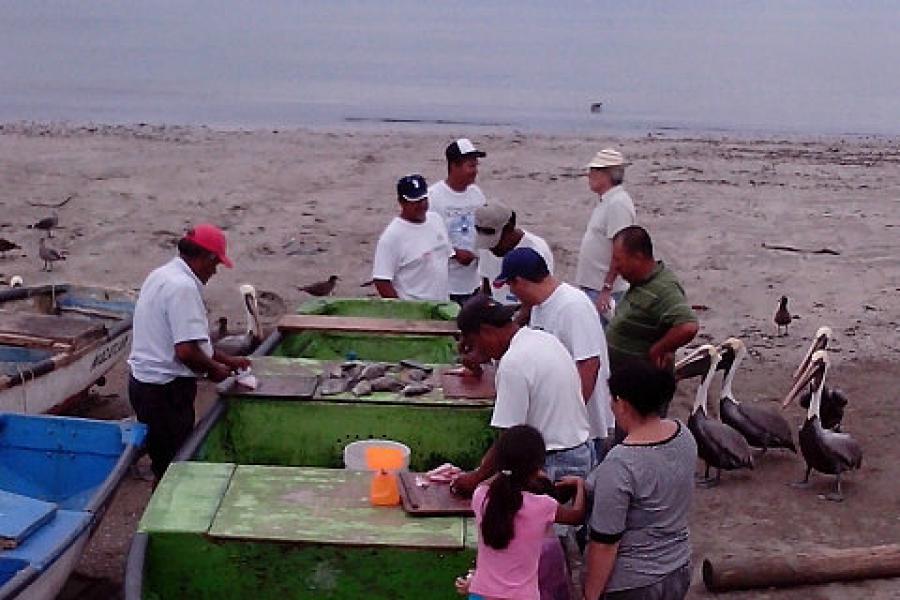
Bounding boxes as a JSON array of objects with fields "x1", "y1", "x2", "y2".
[
  {"x1": 39, "y1": 237, "x2": 66, "y2": 271},
  {"x1": 28, "y1": 212, "x2": 59, "y2": 237},
  {"x1": 0, "y1": 238, "x2": 20, "y2": 258},
  {"x1": 774, "y1": 295, "x2": 791, "y2": 336},
  {"x1": 298, "y1": 275, "x2": 339, "y2": 297}
]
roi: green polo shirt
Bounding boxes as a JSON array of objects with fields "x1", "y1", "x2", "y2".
[{"x1": 607, "y1": 261, "x2": 697, "y2": 367}]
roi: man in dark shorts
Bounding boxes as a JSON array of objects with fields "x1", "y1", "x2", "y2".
[{"x1": 128, "y1": 224, "x2": 250, "y2": 485}]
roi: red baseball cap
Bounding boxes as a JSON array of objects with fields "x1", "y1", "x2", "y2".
[{"x1": 183, "y1": 224, "x2": 233, "y2": 268}]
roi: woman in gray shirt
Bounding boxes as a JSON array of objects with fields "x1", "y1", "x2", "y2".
[{"x1": 583, "y1": 361, "x2": 697, "y2": 600}]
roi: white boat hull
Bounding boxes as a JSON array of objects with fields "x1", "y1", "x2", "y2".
[
  {"x1": 0, "y1": 331, "x2": 131, "y2": 414},
  {"x1": 12, "y1": 533, "x2": 90, "y2": 600}
]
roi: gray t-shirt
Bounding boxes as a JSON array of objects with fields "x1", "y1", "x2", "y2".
[{"x1": 587, "y1": 421, "x2": 696, "y2": 592}]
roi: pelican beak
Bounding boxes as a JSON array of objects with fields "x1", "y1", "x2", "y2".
[
  {"x1": 675, "y1": 344, "x2": 717, "y2": 380},
  {"x1": 783, "y1": 350, "x2": 827, "y2": 407},
  {"x1": 793, "y1": 327, "x2": 832, "y2": 379}
]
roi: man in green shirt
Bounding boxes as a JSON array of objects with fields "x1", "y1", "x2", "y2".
[{"x1": 606, "y1": 226, "x2": 699, "y2": 373}]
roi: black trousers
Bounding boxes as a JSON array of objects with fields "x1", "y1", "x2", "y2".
[
  {"x1": 128, "y1": 375, "x2": 197, "y2": 479},
  {"x1": 603, "y1": 564, "x2": 691, "y2": 600}
]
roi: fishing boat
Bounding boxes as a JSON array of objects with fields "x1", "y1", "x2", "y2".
[
  {"x1": 0, "y1": 284, "x2": 135, "y2": 415},
  {"x1": 0, "y1": 413, "x2": 146, "y2": 600},
  {"x1": 126, "y1": 298, "x2": 495, "y2": 600}
]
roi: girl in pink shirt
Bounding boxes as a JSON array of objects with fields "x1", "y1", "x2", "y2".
[{"x1": 468, "y1": 425, "x2": 585, "y2": 600}]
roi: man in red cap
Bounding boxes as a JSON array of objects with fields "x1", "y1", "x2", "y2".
[{"x1": 128, "y1": 223, "x2": 250, "y2": 484}]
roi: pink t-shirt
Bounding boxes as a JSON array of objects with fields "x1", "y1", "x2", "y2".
[{"x1": 469, "y1": 484, "x2": 558, "y2": 600}]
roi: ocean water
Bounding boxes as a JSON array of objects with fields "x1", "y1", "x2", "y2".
[{"x1": 2, "y1": 1, "x2": 899, "y2": 136}]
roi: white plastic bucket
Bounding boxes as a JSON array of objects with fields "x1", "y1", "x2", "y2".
[{"x1": 343, "y1": 439, "x2": 411, "y2": 471}]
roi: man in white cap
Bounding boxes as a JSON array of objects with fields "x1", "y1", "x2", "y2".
[
  {"x1": 474, "y1": 201, "x2": 554, "y2": 306},
  {"x1": 575, "y1": 148, "x2": 637, "y2": 326},
  {"x1": 373, "y1": 174, "x2": 453, "y2": 301},
  {"x1": 428, "y1": 138, "x2": 488, "y2": 305}
]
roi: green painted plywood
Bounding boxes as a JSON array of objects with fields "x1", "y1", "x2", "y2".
[
  {"x1": 144, "y1": 532, "x2": 474, "y2": 600},
  {"x1": 209, "y1": 466, "x2": 465, "y2": 548},
  {"x1": 138, "y1": 462, "x2": 235, "y2": 534},
  {"x1": 297, "y1": 297, "x2": 459, "y2": 321},
  {"x1": 272, "y1": 331, "x2": 458, "y2": 363},
  {"x1": 193, "y1": 400, "x2": 495, "y2": 471}
]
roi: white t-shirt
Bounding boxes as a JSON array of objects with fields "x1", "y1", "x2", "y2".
[
  {"x1": 575, "y1": 185, "x2": 636, "y2": 293},
  {"x1": 428, "y1": 180, "x2": 486, "y2": 295},
  {"x1": 128, "y1": 257, "x2": 213, "y2": 384},
  {"x1": 478, "y1": 230, "x2": 554, "y2": 305},
  {"x1": 372, "y1": 212, "x2": 453, "y2": 301},
  {"x1": 530, "y1": 283, "x2": 615, "y2": 439},
  {"x1": 492, "y1": 327, "x2": 591, "y2": 450}
]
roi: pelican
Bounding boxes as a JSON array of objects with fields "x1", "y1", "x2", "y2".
[
  {"x1": 795, "y1": 326, "x2": 847, "y2": 430},
  {"x1": 717, "y1": 338, "x2": 795, "y2": 453},
  {"x1": 783, "y1": 349, "x2": 862, "y2": 502},
  {"x1": 213, "y1": 284, "x2": 263, "y2": 356},
  {"x1": 676, "y1": 344, "x2": 753, "y2": 486}
]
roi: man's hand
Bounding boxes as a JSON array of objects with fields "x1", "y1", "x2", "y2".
[
  {"x1": 453, "y1": 248, "x2": 476, "y2": 266},
  {"x1": 207, "y1": 362, "x2": 233, "y2": 383},
  {"x1": 648, "y1": 343, "x2": 674, "y2": 370},
  {"x1": 222, "y1": 355, "x2": 252, "y2": 371},
  {"x1": 595, "y1": 288, "x2": 612, "y2": 313},
  {"x1": 450, "y1": 471, "x2": 481, "y2": 497}
]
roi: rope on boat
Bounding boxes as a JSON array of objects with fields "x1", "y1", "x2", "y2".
[{"x1": 14, "y1": 363, "x2": 35, "y2": 413}]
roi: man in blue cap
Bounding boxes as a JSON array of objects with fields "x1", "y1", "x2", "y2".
[
  {"x1": 373, "y1": 174, "x2": 453, "y2": 301},
  {"x1": 496, "y1": 247, "x2": 615, "y2": 460}
]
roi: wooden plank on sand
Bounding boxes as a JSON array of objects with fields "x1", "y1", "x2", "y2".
[{"x1": 278, "y1": 314, "x2": 459, "y2": 336}]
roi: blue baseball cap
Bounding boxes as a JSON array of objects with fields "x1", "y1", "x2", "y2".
[
  {"x1": 494, "y1": 247, "x2": 550, "y2": 287},
  {"x1": 397, "y1": 174, "x2": 428, "y2": 201}
]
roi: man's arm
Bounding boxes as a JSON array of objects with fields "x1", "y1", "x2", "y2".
[
  {"x1": 583, "y1": 540, "x2": 620, "y2": 600},
  {"x1": 576, "y1": 356, "x2": 600, "y2": 404},
  {"x1": 213, "y1": 349, "x2": 252, "y2": 372},
  {"x1": 594, "y1": 264, "x2": 620, "y2": 313},
  {"x1": 648, "y1": 321, "x2": 699, "y2": 370},
  {"x1": 175, "y1": 341, "x2": 231, "y2": 382},
  {"x1": 374, "y1": 279, "x2": 399, "y2": 299},
  {"x1": 451, "y1": 441, "x2": 499, "y2": 496},
  {"x1": 452, "y1": 248, "x2": 476, "y2": 266}
]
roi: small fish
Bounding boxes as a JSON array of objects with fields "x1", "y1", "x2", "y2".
[
  {"x1": 370, "y1": 376, "x2": 404, "y2": 392},
  {"x1": 319, "y1": 378, "x2": 348, "y2": 396},
  {"x1": 351, "y1": 380, "x2": 373, "y2": 397},
  {"x1": 360, "y1": 363, "x2": 387, "y2": 380},
  {"x1": 401, "y1": 383, "x2": 432, "y2": 397},
  {"x1": 399, "y1": 359, "x2": 432, "y2": 373}
]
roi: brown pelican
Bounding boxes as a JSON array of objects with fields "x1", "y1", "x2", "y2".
[
  {"x1": 38, "y1": 237, "x2": 66, "y2": 271},
  {"x1": 774, "y1": 295, "x2": 791, "y2": 335},
  {"x1": 298, "y1": 275, "x2": 339, "y2": 297},
  {"x1": 28, "y1": 211, "x2": 59, "y2": 237},
  {"x1": 795, "y1": 326, "x2": 847, "y2": 431},
  {"x1": 783, "y1": 349, "x2": 862, "y2": 502},
  {"x1": 676, "y1": 344, "x2": 753, "y2": 486},
  {"x1": 717, "y1": 338, "x2": 795, "y2": 453},
  {"x1": 213, "y1": 284, "x2": 263, "y2": 356}
]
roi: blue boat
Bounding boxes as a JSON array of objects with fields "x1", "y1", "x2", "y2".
[{"x1": 0, "y1": 413, "x2": 146, "y2": 600}]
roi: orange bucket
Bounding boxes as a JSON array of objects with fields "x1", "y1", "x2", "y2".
[{"x1": 366, "y1": 447, "x2": 405, "y2": 506}]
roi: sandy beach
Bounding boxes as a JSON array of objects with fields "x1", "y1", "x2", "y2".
[{"x1": 2, "y1": 122, "x2": 899, "y2": 598}]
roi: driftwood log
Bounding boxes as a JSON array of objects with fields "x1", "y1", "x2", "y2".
[{"x1": 703, "y1": 544, "x2": 900, "y2": 592}]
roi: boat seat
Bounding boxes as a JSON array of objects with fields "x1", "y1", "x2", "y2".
[
  {"x1": 0, "y1": 510, "x2": 91, "y2": 571},
  {"x1": 0, "y1": 490, "x2": 57, "y2": 549},
  {"x1": 0, "y1": 311, "x2": 106, "y2": 348}
]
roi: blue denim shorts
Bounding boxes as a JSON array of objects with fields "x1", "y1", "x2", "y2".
[{"x1": 544, "y1": 440, "x2": 594, "y2": 482}]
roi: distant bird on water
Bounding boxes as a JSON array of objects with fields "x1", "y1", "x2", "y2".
[
  {"x1": 774, "y1": 295, "x2": 792, "y2": 336},
  {"x1": 28, "y1": 212, "x2": 59, "y2": 238},
  {"x1": 298, "y1": 275, "x2": 339, "y2": 297},
  {"x1": 0, "y1": 238, "x2": 20, "y2": 258},
  {"x1": 38, "y1": 237, "x2": 66, "y2": 271}
]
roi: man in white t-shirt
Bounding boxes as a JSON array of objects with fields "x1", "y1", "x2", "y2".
[
  {"x1": 474, "y1": 201, "x2": 554, "y2": 306},
  {"x1": 428, "y1": 138, "x2": 487, "y2": 305},
  {"x1": 496, "y1": 247, "x2": 615, "y2": 461},
  {"x1": 450, "y1": 295, "x2": 592, "y2": 496},
  {"x1": 129, "y1": 224, "x2": 251, "y2": 484},
  {"x1": 373, "y1": 174, "x2": 454, "y2": 301},
  {"x1": 575, "y1": 148, "x2": 637, "y2": 326}
]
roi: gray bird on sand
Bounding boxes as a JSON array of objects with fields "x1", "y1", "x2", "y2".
[
  {"x1": 39, "y1": 237, "x2": 66, "y2": 271},
  {"x1": 0, "y1": 238, "x2": 20, "y2": 257},
  {"x1": 298, "y1": 275, "x2": 339, "y2": 297},
  {"x1": 28, "y1": 212, "x2": 59, "y2": 237},
  {"x1": 774, "y1": 295, "x2": 791, "y2": 336}
]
